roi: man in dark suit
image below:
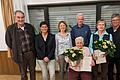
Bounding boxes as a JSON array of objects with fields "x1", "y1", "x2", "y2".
[
  {"x1": 106, "y1": 13, "x2": 120, "y2": 80},
  {"x1": 5, "y1": 10, "x2": 36, "y2": 80}
]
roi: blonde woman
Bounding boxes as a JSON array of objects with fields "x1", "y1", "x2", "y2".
[{"x1": 55, "y1": 21, "x2": 72, "y2": 80}]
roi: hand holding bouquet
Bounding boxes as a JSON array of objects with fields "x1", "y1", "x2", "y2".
[
  {"x1": 94, "y1": 40, "x2": 116, "y2": 57},
  {"x1": 63, "y1": 47, "x2": 83, "y2": 66}
]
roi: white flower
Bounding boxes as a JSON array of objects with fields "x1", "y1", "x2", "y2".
[
  {"x1": 94, "y1": 41, "x2": 97, "y2": 44},
  {"x1": 107, "y1": 41, "x2": 111, "y2": 44},
  {"x1": 111, "y1": 47, "x2": 113, "y2": 49},
  {"x1": 72, "y1": 53, "x2": 76, "y2": 57},
  {"x1": 113, "y1": 45, "x2": 116, "y2": 48},
  {"x1": 65, "y1": 50, "x2": 68, "y2": 53},
  {"x1": 70, "y1": 50, "x2": 74, "y2": 53}
]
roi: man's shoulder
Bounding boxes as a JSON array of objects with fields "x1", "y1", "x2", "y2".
[
  {"x1": 83, "y1": 24, "x2": 90, "y2": 28},
  {"x1": 35, "y1": 34, "x2": 40, "y2": 38},
  {"x1": 25, "y1": 23, "x2": 33, "y2": 27},
  {"x1": 7, "y1": 23, "x2": 16, "y2": 30},
  {"x1": 106, "y1": 27, "x2": 112, "y2": 33},
  {"x1": 106, "y1": 27, "x2": 112, "y2": 30},
  {"x1": 72, "y1": 25, "x2": 78, "y2": 29},
  {"x1": 49, "y1": 33, "x2": 55, "y2": 37},
  {"x1": 72, "y1": 24, "x2": 90, "y2": 28},
  {"x1": 49, "y1": 33, "x2": 55, "y2": 39},
  {"x1": 25, "y1": 23, "x2": 34, "y2": 31}
]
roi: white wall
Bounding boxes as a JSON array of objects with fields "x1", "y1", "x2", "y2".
[
  {"x1": 0, "y1": 0, "x2": 7, "y2": 51},
  {"x1": 27, "y1": 0, "x2": 98, "y2": 5},
  {"x1": 13, "y1": 0, "x2": 29, "y2": 22}
]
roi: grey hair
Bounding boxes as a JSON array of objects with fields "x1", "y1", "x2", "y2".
[
  {"x1": 75, "y1": 36, "x2": 84, "y2": 44},
  {"x1": 76, "y1": 13, "x2": 84, "y2": 18},
  {"x1": 14, "y1": 10, "x2": 25, "y2": 16},
  {"x1": 111, "y1": 13, "x2": 120, "y2": 19}
]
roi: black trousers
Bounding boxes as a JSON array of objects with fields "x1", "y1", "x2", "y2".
[
  {"x1": 18, "y1": 51, "x2": 36, "y2": 80},
  {"x1": 92, "y1": 63, "x2": 108, "y2": 80},
  {"x1": 108, "y1": 57, "x2": 120, "y2": 80}
]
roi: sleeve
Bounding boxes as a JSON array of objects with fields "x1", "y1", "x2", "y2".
[
  {"x1": 35, "y1": 36, "x2": 43, "y2": 59},
  {"x1": 89, "y1": 34, "x2": 94, "y2": 54},
  {"x1": 86, "y1": 26, "x2": 91, "y2": 46},
  {"x1": 69, "y1": 33, "x2": 73, "y2": 48},
  {"x1": 5, "y1": 27, "x2": 12, "y2": 49},
  {"x1": 109, "y1": 34, "x2": 113, "y2": 41},
  {"x1": 55, "y1": 34, "x2": 58, "y2": 60},
  {"x1": 48, "y1": 35, "x2": 56, "y2": 59},
  {"x1": 31, "y1": 25, "x2": 36, "y2": 55},
  {"x1": 71, "y1": 27, "x2": 75, "y2": 46},
  {"x1": 86, "y1": 47, "x2": 92, "y2": 56}
]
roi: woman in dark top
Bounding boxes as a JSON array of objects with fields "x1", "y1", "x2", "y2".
[{"x1": 35, "y1": 21, "x2": 56, "y2": 80}]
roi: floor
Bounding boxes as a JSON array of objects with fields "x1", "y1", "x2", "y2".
[
  {"x1": 0, "y1": 72, "x2": 115, "y2": 80},
  {"x1": 0, "y1": 72, "x2": 68, "y2": 80}
]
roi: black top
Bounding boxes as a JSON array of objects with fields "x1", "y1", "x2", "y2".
[
  {"x1": 106, "y1": 26, "x2": 120, "y2": 59},
  {"x1": 35, "y1": 33, "x2": 55, "y2": 60},
  {"x1": 5, "y1": 23, "x2": 36, "y2": 63}
]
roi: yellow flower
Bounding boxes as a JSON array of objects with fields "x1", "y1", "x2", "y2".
[
  {"x1": 103, "y1": 45, "x2": 108, "y2": 49},
  {"x1": 103, "y1": 42, "x2": 106, "y2": 45}
]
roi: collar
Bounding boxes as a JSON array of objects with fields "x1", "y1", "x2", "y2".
[
  {"x1": 76, "y1": 24, "x2": 84, "y2": 28},
  {"x1": 18, "y1": 25, "x2": 25, "y2": 30},
  {"x1": 113, "y1": 26, "x2": 120, "y2": 32},
  {"x1": 94, "y1": 30, "x2": 108, "y2": 35}
]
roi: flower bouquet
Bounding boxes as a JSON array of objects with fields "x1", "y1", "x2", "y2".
[
  {"x1": 94, "y1": 40, "x2": 116, "y2": 57},
  {"x1": 63, "y1": 47, "x2": 83, "y2": 66}
]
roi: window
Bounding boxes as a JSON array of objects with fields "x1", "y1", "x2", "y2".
[
  {"x1": 101, "y1": 5, "x2": 120, "y2": 28},
  {"x1": 28, "y1": 8, "x2": 44, "y2": 34},
  {"x1": 49, "y1": 5, "x2": 96, "y2": 34}
]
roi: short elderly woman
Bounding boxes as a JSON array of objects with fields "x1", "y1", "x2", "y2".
[{"x1": 65, "y1": 36, "x2": 94, "y2": 80}]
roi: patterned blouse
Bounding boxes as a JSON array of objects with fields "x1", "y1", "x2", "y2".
[{"x1": 55, "y1": 33, "x2": 72, "y2": 59}]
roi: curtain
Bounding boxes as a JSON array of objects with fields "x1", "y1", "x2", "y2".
[{"x1": 1, "y1": 0, "x2": 14, "y2": 57}]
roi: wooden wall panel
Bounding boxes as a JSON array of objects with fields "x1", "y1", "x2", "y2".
[{"x1": 0, "y1": 51, "x2": 19, "y2": 75}]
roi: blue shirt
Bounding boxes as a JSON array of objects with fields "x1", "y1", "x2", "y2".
[
  {"x1": 71, "y1": 24, "x2": 91, "y2": 47},
  {"x1": 89, "y1": 31, "x2": 113, "y2": 54}
]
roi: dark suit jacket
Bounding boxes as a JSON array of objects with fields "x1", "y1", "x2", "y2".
[
  {"x1": 35, "y1": 33, "x2": 55, "y2": 60},
  {"x1": 5, "y1": 23, "x2": 36, "y2": 63},
  {"x1": 106, "y1": 26, "x2": 120, "y2": 59}
]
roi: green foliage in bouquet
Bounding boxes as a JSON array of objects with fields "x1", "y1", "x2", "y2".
[
  {"x1": 63, "y1": 48, "x2": 83, "y2": 61},
  {"x1": 94, "y1": 40, "x2": 116, "y2": 57}
]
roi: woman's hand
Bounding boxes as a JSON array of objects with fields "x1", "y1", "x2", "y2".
[
  {"x1": 92, "y1": 53, "x2": 98, "y2": 60},
  {"x1": 43, "y1": 57, "x2": 49, "y2": 62},
  {"x1": 102, "y1": 52, "x2": 108, "y2": 57},
  {"x1": 90, "y1": 59, "x2": 95, "y2": 66},
  {"x1": 57, "y1": 57, "x2": 60, "y2": 64}
]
